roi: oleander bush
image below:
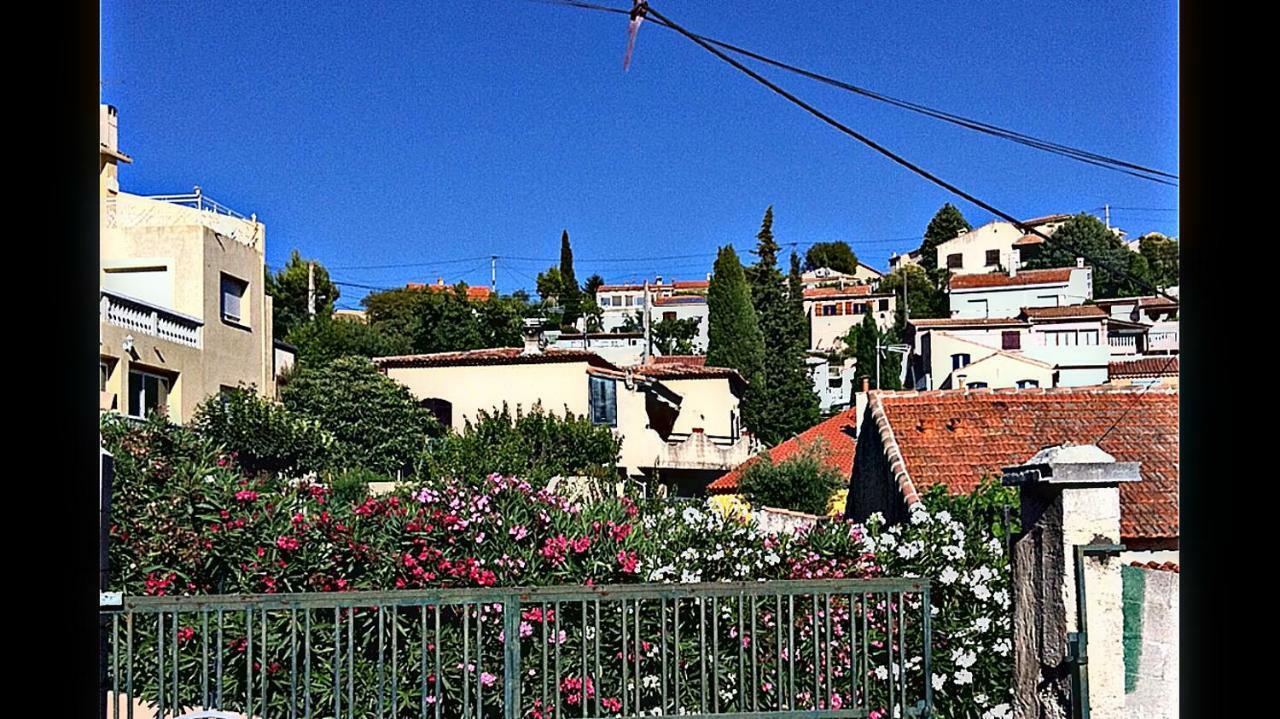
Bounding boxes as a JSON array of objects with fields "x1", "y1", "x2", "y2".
[{"x1": 101, "y1": 414, "x2": 1013, "y2": 719}]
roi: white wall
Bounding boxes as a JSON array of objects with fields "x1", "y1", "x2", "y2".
[
  {"x1": 949, "y1": 268, "x2": 1093, "y2": 319},
  {"x1": 935, "y1": 221, "x2": 1024, "y2": 275}
]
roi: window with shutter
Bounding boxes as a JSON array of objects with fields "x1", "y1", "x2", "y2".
[
  {"x1": 589, "y1": 376, "x2": 617, "y2": 427},
  {"x1": 221, "y1": 274, "x2": 248, "y2": 324}
]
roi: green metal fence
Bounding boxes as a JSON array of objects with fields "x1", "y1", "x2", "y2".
[{"x1": 101, "y1": 578, "x2": 932, "y2": 719}]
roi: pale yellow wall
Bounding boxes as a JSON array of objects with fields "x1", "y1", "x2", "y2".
[
  {"x1": 615, "y1": 382, "x2": 666, "y2": 475},
  {"x1": 805, "y1": 296, "x2": 896, "y2": 351},
  {"x1": 926, "y1": 331, "x2": 1002, "y2": 389},
  {"x1": 660, "y1": 377, "x2": 740, "y2": 436},
  {"x1": 952, "y1": 351, "x2": 1053, "y2": 389},
  {"x1": 384, "y1": 361, "x2": 594, "y2": 431},
  {"x1": 935, "y1": 221, "x2": 1023, "y2": 275},
  {"x1": 1108, "y1": 375, "x2": 1178, "y2": 388}
]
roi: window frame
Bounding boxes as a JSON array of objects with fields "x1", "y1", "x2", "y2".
[
  {"x1": 951, "y1": 353, "x2": 971, "y2": 370},
  {"x1": 985, "y1": 249, "x2": 1001, "y2": 266},
  {"x1": 127, "y1": 368, "x2": 171, "y2": 419},
  {"x1": 946, "y1": 253, "x2": 963, "y2": 269},
  {"x1": 588, "y1": 376, "x2": 618, "y2": 427},
  {"x1": 220, "y1": 273, "x2": 249, "y2": 325}
]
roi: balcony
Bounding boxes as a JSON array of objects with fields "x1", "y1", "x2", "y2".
[
  {"x1": 102, "y1": 189, "x2": 261, "y2": 250},
  {"x1": 654, "y1": 430, "x2": 760, "y2": 471},
  {"x1": 1108, "y1": 334, "x2": 1140, "y2": 356},
  {"x1": 100, "y1": 290, "x2": 202, "y2": 348}
]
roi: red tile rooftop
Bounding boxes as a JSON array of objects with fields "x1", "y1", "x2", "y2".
[
  {"x1": 802, "y1": 285, "x2": 874, "y2": 299},
  {"x1": 1021, "y1": 304, "x2": 1108, "y2": 320},
  {"x1": 406, "y1": 282, "x2": 494, "y2": 300},
  {"x1": 373, "y1": 347, "x2": 620, "y2": 370},
  {"x1": 867, "y1": 386, "x2": 1178, "y2": 541},
  {"x1": 949, "y1": 268, "x2": 1076, "y2": 290},
  {"x1": 709, "y1": 406, "x2": 860, "y2": 493},
  {"x1": 1108, "y1": 357, "x2": 1179, "y2": 379},
  {"x1": 650, "y1": 355, "x2": 707, "y2": 366}
]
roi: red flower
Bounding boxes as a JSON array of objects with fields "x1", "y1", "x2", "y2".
[{"x1": 234, "y1": 490, "x2": 258, "y2": 503}]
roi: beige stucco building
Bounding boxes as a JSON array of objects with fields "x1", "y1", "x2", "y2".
[
  {"x1": 803, "y1": 285, "x2": 896, "y2": 352},
  {"x1": 374, "y1": 339, "x2": 756, "y2": 492},
  {"x1": 99, "y1": 104, "x2": 277, "y2": 423}
]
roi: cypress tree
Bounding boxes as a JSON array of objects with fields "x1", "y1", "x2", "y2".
[
  {"x1": 854, "y1": 311, "x2": 880, "y2": 389},
  {"x1": 706, "y1": 245, "x2": 766, "y2": 436},
  {"x1": 745, "y1": 207, "x2": 821, "y2": 445},
  {"x1": 558, "y1": 230, "x2": 582, "y2": 329}
]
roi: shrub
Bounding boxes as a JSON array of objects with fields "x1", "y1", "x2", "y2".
[
  {"x1": 284, "y1": 315, "x2": 409, "y2": 367},
  {"x1": 417, "y1": 403, "x2": 621, "y2": 486},
  {"x1": 737, "y1": 439, "x2": 845, "y2": 515},
  {"x1": 281, "y1": 356, "x2": 439, "y2": 475},
  {"x1": 327, "y1": 466, "x2": 383, "y2": 504},
  {"x1": 190, "y1": 386, "x2": 333, "y2": 477}
]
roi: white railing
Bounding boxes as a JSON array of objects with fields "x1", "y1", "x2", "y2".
[
  {"x1": 659, "y1": 430, "x2": 760, "y2": 470},
  {"x1": 100, "y1": 290, "x2": 202, "y2": 348},
  {"x1": 1108, "y1": 334, "x2": 1139, "y2": 356},
  {"x1": 102, "y1": 191, "x2": 261, "y2": 250},
  {"x1": 1147, "y1": 331, "x2": 1179, "y2": 353}
]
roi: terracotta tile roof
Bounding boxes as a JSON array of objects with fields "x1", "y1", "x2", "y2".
[
  {"x1": 672, "y1": 280, "x2": 709, "y2": 290},
  {"x1": 406, "y1": 282, "x2": 494, "y2": 300},
  {"x1": 1020, "y1": 305, "x2": 1108, "y2": 320},
  {"x1": 1129, "y1": 561, "x2": 1179, "y2": 573},
  {"x1": 374, "y1": 347, "x2": 620, "y2": 370},
  {"x1": 630, "y1": 363, "x2": 745, "y2": 384},
  {"x1": 1012, "y1": 234, "x2": 1045, "y2": 246},
  {"x1": 803, "y1": 285, "x2": 874, "y2": 299},
  {"x1": 1020, "y1": 213, "x2": 1073, "y2": 226},
  {"x1": 653, "y1": 295, "x2": 707, "y2": 306},
  {"x1": 1108, "y1": 357, "x2": 1179, "y2": 379},
  {"x1": 862, "y1": 386, "x2": 1178, "y2": 541},
  {"x1": 708, "y1": 407, "x2": 861, "y2": 493},
  {"x1": 597, "y1": 284, "x2": 646, "y2": 292},
  {"x1": 651, "y1": 355, "x2": 707, "y2": 366},
  {"x1": 1095, "y1": 295, "x2": 1180, "y2": 310},
  {"x1": 909, "y1": 317, "x2": 1031, "y2": 329},
  {"x1": 949, "y1": 268, "x2": 1075, "y2": 290}
]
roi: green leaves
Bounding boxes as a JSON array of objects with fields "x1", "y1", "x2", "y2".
[{"x1": 738, "y1": 440, "x2": 844, "y2": 516}]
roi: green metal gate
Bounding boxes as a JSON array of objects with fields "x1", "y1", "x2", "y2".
[{"x1": 101, "y1": 578, "x2": 932, "y2": 718}]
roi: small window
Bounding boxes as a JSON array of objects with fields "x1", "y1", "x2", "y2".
[
  {"x1": 127, "y1": 369, "x2": 170, "y2": 419},
  {"x1": 1002, "y1": 331, "x2": 1021, "y2": 350},
  {"x1": 663, "y1": 312, "x2": 677, "y2": 321},
  {"x1": 852, "y1": 303, "x2": 865, "y2": 315},
  {"x1": 99, "y1": 361, "x2": 109, "y2": 392},
  {"x1": 1016, "y1": 379, "x2": 1040, "y2": 389},
  {"x1": 221, "y1": 274, "x2": 248, "y2": 324},
  {"x1": 624, "y1": 296, "x2": 632, "y2": 306},
  {"x1": 985, "y1": 249, "x2": 1000, "y2": 266},
  {"x1": 844, "y1": 301, "x2": 853, "y2": 314},
  {"x1": 952, "y1": 353, "x2": 971, "y2": 370},
  {"x1": 828, "y1": 377, "x2": 843, "y2": 388},
  {"x1": 878, "y1": 299, "x2": 889, "y2": 312},
  {"x1": 589, "y1": 376, "x2": 617, "y2": 427},
  {"x1": 419, "y1": 398, "x2": 454, "y2": 427},
  {"x1": 967, "y1": 381, "x2": 988, "y2": 389},
  {"x1": 947, "y1": 253, "x2": 963, "y2": 269}
]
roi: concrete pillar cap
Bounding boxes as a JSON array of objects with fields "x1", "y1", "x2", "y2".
[{"x1": 1001, "y1": 442, "x2": 1141, "y2": 486}]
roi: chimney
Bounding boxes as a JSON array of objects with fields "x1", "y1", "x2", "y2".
[
  {"x1": 655, "y1": 275, "x2": 663, "y2": 286},
  {"x1": 520, "y1": 318, "x2": 544, "y2": 355},
  {"x1": 1009, "y1": 248, "x2": 1019, "y2": 278},
  {"x1": 1076, "y1": 257, "x2": 1085, "y2": 269},
  {"x1": 100, "y1": 104, "x2": 120, "y2": 153}
]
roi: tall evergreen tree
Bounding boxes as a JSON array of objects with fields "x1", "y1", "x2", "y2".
[
  {"x1": 706, "y1": 246, "x2": 766, "y2": 436},
  {"x1": 558, "y1": 230, "x2": 582, "y2": 329},
  {"x1": 745, "y1": 208, "x2": 820, "y2": 445},
  {"x1": 788, "y1": 252, "x2": 810, "y2": 352},
  {"x1": 853, "y1": 311, "x2": 880, "y2": 389},
  {"x1": 918, "y1": 203, "x2": 972, "y2": 272}
]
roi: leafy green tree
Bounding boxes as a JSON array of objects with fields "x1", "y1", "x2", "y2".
[
  {"x1": 362, "y1": 285, "x2": 527, "y2": 354},
  {"x1": 879, "y1": 264, "x2": 948, "y2": 326},
  {"x1": 652, "y1": 316, "x2": 701, "y2": 355},
  {"x1": 706, "y1": 245, "x2": 766, "y2": 434},
  {"x1": 191, "y1": 386, "x2": 334, "y2": 477},
  {"x1": 417, "y1": 404, "x2": 622, "y2": 486},
  {"x1": 582, "y1": 273, "x2": 605, "y2": 297},
  {"x1": 738, "y1": 439, "x2": 844, "y2": 515},
  {"x1": 265, "y1": 250, "x2": 340, "y2": 339},
  {"x1": 918, "y1": 204, "x2": 972, "y2": 273},
  {"x1": 1138, "y1": 233, "x2": 1179, "y2": 289},
  {"x1": 285, "y1": 315, "x2": 409, "y2": 367},
  {"x1": 853, "y1": 311, "x2": 880, "y2": 388},
  {"x1": 281, "y1": 357, "x2": 439, "y2": 475},
  {"x1": 745, "y1": 208, "x2": 820, "y2": 445},
  {"x1": 803, "y1": 241, "x2": 859, "y2": 274},
  {"x1": 535, "y1": 266, "x2": 564, "y2": 304},
  {"x1": 1024, "y1": 213, "x2": 1148, "y2": 298},
  {"x1": 619, "y1": 309, "x2": 645, "y2": 333}
]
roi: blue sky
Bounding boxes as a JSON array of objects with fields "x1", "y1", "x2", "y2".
[{"x1": 102, "y1": 1, "x2": 1178, "y2": 308}]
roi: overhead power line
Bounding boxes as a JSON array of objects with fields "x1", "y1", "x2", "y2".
[
  {"x1": 617, "y1": 3, "x2": 1173, "y2": 302},
  {"x1": 532, "y1": 0, "x2": 1176, "y2": 186}
]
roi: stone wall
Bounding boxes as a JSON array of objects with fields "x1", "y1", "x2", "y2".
[{"x1": 1122, "y1": 564, "x2": 1179, "y2": 718}]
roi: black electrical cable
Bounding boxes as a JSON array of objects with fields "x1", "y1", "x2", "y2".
[{"x1": 530, "y1": 0, "x2": 1176, "y2": 185}]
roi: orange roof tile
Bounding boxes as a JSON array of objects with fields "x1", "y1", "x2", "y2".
[
  {"x1": 949, "y1": 268, "x2": 1075, "y2": 290},
  {"x1": 406, "y1": 282, "x2": 493, "y2": 300},
  {"x1": 374, "y1": 347, "x2": 619, "y2": 370},
  {"x1": 1108, "y1": 357, "x2": 1179, "y2": 379},
  {"x1": 651, "y1": 355, "x2": 707, "y2": 366},
  {"x1": 708, "y1": 408, "x2": 861, "y2": 493},
  {"x1": 1020, "y1": 305, "x2": 1108, "y2": 320},
  {"x1": 802, "y1": 285, "x2": 874, "y2": 299},
  {"x1": 862, "y1": 386, "x2": 1178, "y2": 541}
]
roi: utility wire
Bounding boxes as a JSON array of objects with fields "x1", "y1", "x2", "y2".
[
  {"x1": 532, "y1": 0, "x2": 1176, "y2": 185},
  {"x1": 635, "y1": 3, "x2": 1173, "y2": 303}
]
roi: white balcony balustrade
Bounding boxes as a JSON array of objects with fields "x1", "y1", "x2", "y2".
[{"x1": 100, "y1": 290, "x2": 202, "y2": 348}]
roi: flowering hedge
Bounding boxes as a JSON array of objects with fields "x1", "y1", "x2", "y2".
[{"x1": 102, "y1": 414, "x2": 1013, "y2": 719}]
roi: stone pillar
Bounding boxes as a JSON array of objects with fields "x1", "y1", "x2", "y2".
[{"x1": 1002, "y1": 444, "x2": 1141, "y2": 719}]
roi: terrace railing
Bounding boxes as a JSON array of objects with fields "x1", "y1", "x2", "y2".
[
  {"x1": 101, "y1": 290, "x2": 202, "y2": 349},
  {"x1": 100, "y1": 578, "x2": 933, "y2": 719}
]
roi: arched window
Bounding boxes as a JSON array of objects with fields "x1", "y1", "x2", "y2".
[
  {"x1": 1016, "y1": 379, "x2": 1040, "y2": 389},
  {"x1": 419, "y1": 398, "x2": 453, "y2": 428}
]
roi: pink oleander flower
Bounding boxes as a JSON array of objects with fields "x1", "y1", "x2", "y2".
[{"x1": 234, "y1": 490, "x2": 258, "y2": 502}]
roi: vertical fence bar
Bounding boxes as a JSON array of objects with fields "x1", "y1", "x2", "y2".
[
  {"x1": 377, "y1": 606, "x2": 385, "y2": 719},
  {"x1": 811, "y1": 593, "x2": 820, "y2": 709},
  {"x1": 112, "y1": 614, "x2": 120, "y2": 719},
  {"x1": 897, "y1": 591, "x2": 907, "y2": 718},
  {"x1": 261, "y1": 607, "x2": 268, "y2": 715},
  {"x1": 421, "y1": 607, "x2": 429, "y2": 719},
  {"x1": 700, "y1": 597, "x2": 708, "y2": 715},
  {"x1": 621, "y1": 599, "x2": 628, "y2": 717},
  {"x1": 594, "y1": 600, "x2": 601, "y2": 719},
  {"x1": 824, "y1": 593, "x2": 833, "y2": 709},
  {"x1": 581, "y1": 599, "x2": 588, "y2": 719},
  {"x1": 347, "y1": 608, "x2": 354, "y2": 719},
  {"x1": 246, "y1": 608, "x2": 254, "y2": 719},
  {"x1": 201, "y1": 610, "x2": 209, "y2": 710},
  {"x1": 886, "y1": 594, "x2": 895, "y2": 717},
  {"x1": 922, "y1": 587, "x2": 933, "y2": 716},
  {"x1": 126, "y1": 613, "x2": 134, "y2": 719},
  {"x1": 736, "y1": 595, "x2": 744, "y2": 711},
  {"x1": 633, "y1": 598, "x2": 641, "y2": 712},
  {"x1": 554, "y1": 601, "x2": 562, "y2": 717},
  {"x1": 156, "y1": 612, "x2": 165, "y2": 719},
  {"x1": 304, "y1": 609, "x2": 312, "y2": 719},
  {"x1": 463, "y1": 607, "x2": 471, "y2": 719},
  {"x1": 774, "y1": 594, "x2": 782, "y2": 710},
  {"x1": 333, "y1": 607, "x2": 341, "y2": 719},
  {"x1": 788, "y1": 594, "x2": 796, "y2": 708},
  {"x1": 661, "y1": 598, "x2": 668, "y2": 712},
  {"x1": 861, "y1": 593, "x2": 869, "y2": 711},
  {"x1": 476, "y1": 601, "x2": 484, "y2": 717},
  {"x1": 504, "y1": 596, "x2": 521, "y2": 719},
  {"x1": 542, "y1": 602, "x2": 549, "y2": 717},
  {"x1": 674, "y1": 597, "x2": 681, "y2": 713},
  {"x1": 750, "y1": 595, "x2": 758, "y2": 712},
  {"x1": 391, "y1": 606, "x2": 398, "y2": 719},
  {"x1": 215, "y1": 609, "x2": 223, "y2": 710},
  {"x1": 435, "y1": 605, "x2": 442, "y2": 719},
  {"x1": 711, "y1": 596, "x2": 719, "y2": 715}
]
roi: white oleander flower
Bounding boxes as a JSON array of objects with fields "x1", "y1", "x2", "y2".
[
  {"x1": 939, "y1": 567, "x2": 960, "y2": 585},
  {"x1": 954, "y1": 669, "x2": 973, "y2": 686},
  {"x1": 932, "y1": 673, "x2": 947, "y2": 692},
  {"x1": 935, "y1": 510, "x2": 951, "y2": 524},
  {"x1": 873, "y1": 666, "x2": 889, "y2": 681}
]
